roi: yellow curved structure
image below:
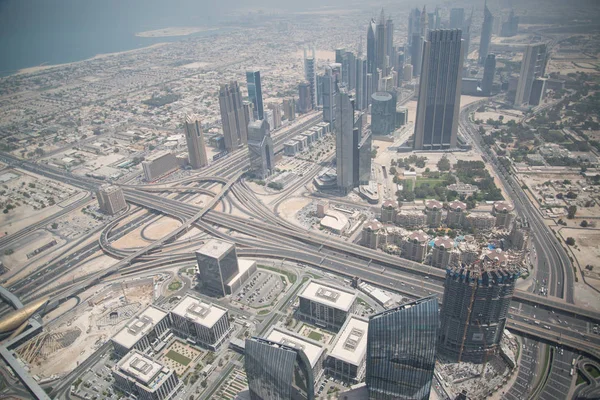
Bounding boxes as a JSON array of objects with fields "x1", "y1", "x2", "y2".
[{"x1": 0, "y1": 297, "x2": 48, "y2": 334}]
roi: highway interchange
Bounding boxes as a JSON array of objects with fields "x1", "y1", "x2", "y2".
[{"x1": 0, "y1": 105, "x2": 599, "y2": 398}]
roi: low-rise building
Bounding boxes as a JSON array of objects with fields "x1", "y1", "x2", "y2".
[
  {"x1": 446, "y1": 201, "x2": 467, "y2": 228},
  {"x1": 431, "y1": 237, "x2": 459, "y2": 269},
  {"x1": 465, "y1": 212, "x2": 497, "y2": 232},
  {"x1": 401, "y1": 230, "x2": 430, "y2": 263},
  {"x1": 297, "y1": 280, "x2": 357, "y2": 331},
  {"x1": 425, "y1": 200, "x2": 443, "y2": 228},
  {"x1": 265, "y1": 327, "x2": 326, "y2": 385},
  {"x1": 170, "y1": 295, "x2": 231, "y2": 350},
  {"x1": 362, "y1": 220, "x2": 383, "y2": 249},
  {"x1": 142, "y1": 151, "x2": 177, "y2": 182},
  {"x1": 395, "y1": 210, "x2": 426, "y2": 229},
  {"x1": 326, "y1": 316, "x2": 369, "y2": 383},
  {"x1": 111, "y1": 306, "x2": 170, "y2": 357},
  {"x1": 112, "y1": 351, "x2": 181, "y2": 400}
]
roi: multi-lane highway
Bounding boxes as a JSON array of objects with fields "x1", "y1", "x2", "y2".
[{"x1": 458, "y1": 101, "x2": 574, "y2": 303}]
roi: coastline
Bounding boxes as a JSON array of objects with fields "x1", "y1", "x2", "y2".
[
  {"x1": 135, "y1": 26, "x2": 219, "y2": 38},
  {"x1": 13, "y1": 43, "x2": 168, "y2": 76}
]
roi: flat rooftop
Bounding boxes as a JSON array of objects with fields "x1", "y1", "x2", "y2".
[
  {"x1": 145, "y1": 150, "x2": 172, "y2": 162},
  {"x1": 329, "y1": 316, "x2": 369, "y2": 366},
  {"x1": 266, "y1": 328, "x2": 324, "y2": 368},
  {"x1": 299, "y1": 281, "x2": 356, "y2": 312},
  {"x1": 171, "y1": 295, "x2": 227, "y2": 329},
  {"x1": 112, "y1": 305, "x2": 167, "y2": 350},
  {"x1": 196, "y1": 239, "x2": 235, "y2": 260},
  {"x1": 116, "y1": 351, "x2": 165, "y2": 386}
]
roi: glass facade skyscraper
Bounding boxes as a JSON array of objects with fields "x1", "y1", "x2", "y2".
[
  {"x1": 413, "y1": 29, "x2": 463, "y2": 150},
  {"x1": 246, "y1": 70, "x2": 264, "y2": 120},
  {"x1": 478, "y1": 5, "x2": 494, "y2": 65},
  {"x1": 245, "y1": 337, "x2": 315, "y2": 400},
  {"x1": 195, "y1": 239, "x2": 239, "y2": 297},
  {"x1": 366, "y1": 296, "x2": 439, "y2": 400}
]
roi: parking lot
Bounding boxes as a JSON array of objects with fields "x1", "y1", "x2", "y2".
[
  {"x1": 539, "y1": 348, "x2": 575, "y2": 400},
  {"x1": 71, "y1": 352, "x2": 117, "y2": 400},
  {"x1": 504, "y1": 338, "x2": 539, "y2": 400},
  {"x1": 233, "y1": 271, "x2": 284, "y2": 309}
]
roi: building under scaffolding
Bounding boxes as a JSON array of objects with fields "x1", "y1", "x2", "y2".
[{"x1": 438, "y1": 259, "x2": 519, "y2": 364}]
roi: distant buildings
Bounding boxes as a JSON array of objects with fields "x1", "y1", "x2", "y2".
[
  {"x1": 298, "y1": 81, "x2": 313, "y2": 114},
  {"x1": 297, "y1": 280, "x2": 357, "y2": 331},
  {"x1": 142, "y1": 151, "x2": 177, "y2": 182},
  {"x1": 482, "y1": 54, "x2": 496, "y2": 96},
  {"x1": 246, "y1": 70, "x2": 264, "y2": 120},
  {"x1": 304, "y1": 47, "x2": 318, "y2": 109},
  {"x1": 245, "y1": 336, "x2": 315, "y2": 400},
  {"x1": 247, "y1": 119, "x2": 275, "y2": 179},
  {"x1": 449, "y1": 8, "x2": 465, "y2": 29},
  {"x1": 479, "y1": 5, "x2": 494, "y2": 64},
  {"x1": 514, "y1": 44, "x2": 548, "y2": 107},
  {"x1": 439, "y1": 260, "x2": 519, "y2": 363},
  {"x1": 282, "y1": 98, "x2": 296, "y2": 121},
  {"x1": 500, "y1": 10, "x2": 519, "y2": 37},
  {"x1": 218, "y1": 81, "x2": 249, "y2": 151},
  {"x1": 183, "y1": 114, "x2": 208, "y2": 169},
  {"x1": 267, "y1": 102, "x2": 282, "y2": 130},
  {"x1": 112, "y1": 350, "x2": 181, "y2": 400},
  {"x1": 96, "y1": 184, "x2": 126, "y2": 215},
  {"x1": 366, "y1": 296, "x2": 439, "y2": 400},
  {"x1": 413, "y1": 30, "x2": 463, "y2": 150}
]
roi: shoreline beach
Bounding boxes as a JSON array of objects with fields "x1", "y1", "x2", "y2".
[{"x1": 135, "y1": 26, "x2": 219, "y2": 38}]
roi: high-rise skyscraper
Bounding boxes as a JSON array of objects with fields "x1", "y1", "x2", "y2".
[
  {"x1": 439, "y1": 260, "x2": 519, "y2": 363},
  {"x1": 479, "y1": 4, "x2": 494, "y2": 64},
  {"x1": 96, "y1": 184, "x2": 127, "y2": 215},
  {"x1": 335, "y1": 89, "x2": 367, "y2": 194},
  {"x1": 267, "y1": 102, "x2": 282, "y2": 130},
  {"x1": 246, "y1": 70, "x2": 264, "y2": 120},
  {"x1": 336, "y1": 89, "x2": 356, "y2": 194},
  {"x1": 282, "y1": 98, "x2": 296, "y2": 121},
  {"x1": 514, "y1": 43, "x2": 548, "y2": 106},
  {"x1": 245, "y1": 337, "x2": 315, "y2": 400},
  {"x1": 345, "y1": 51, "x2": 356, "y2": 90},
  {"x1": 449, "y1": 8, "x2": 465, "y2": 29},
  {"x1": 385, "y1": 17, "x2": 394, "y2": 70},
  {"x1": 218, "y1": 81, "x2": 249, "y2": 151},
  {"x1": 371, "y1": 92, "x2": 396, "y2": 136},
  {"x1": 366, "y1": 296, "x2": 439, "y2": 400},
  {"x1": 482, "y1": 54, "x2": 496, "y2": 96},
  {"x1": 408, "y1": 8, "x2": 421, "y2": 48},
  {"x1": 298, "y1": 81, "x2": 312, "y2": 113},
  {"x1": 376, "y1": 10, "x2": 386, "y2": 73},
  {"x1": 247, "y1": 119, "x2": 274, "y2": 179},
  {"x1": 304, "y1": 48, "x2": 318, "y2": 110},
  {"x1": 184, "y1": 114, "x2": 208, "y2": 169},
  {"x1": 355, "y1": 57, "x2": 368, "y2": 111},
  {"x1": 195, "y1": 239, "x2": 239, "y2": 297},
  {"x1": 367, "y1": 19, "x2": 377, "y2": 75},
  {"x1": 462, "y1": 8, "x2": 473, "y2": 62},
  {"x1": 322, "y1": 67, "x2": 336, "y2": 127},
  {"x1": 500, "y1": 10, "x2": 519, "y2": 37},
  {"x1": 413, "y1": 29, "x2": 463, "y2": 150}
]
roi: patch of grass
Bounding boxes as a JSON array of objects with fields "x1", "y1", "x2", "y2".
[
  {"x1": 257, "y1": 309, "x2": 270, "y2": 315},
  {"x1": 577, "y1": 371, "x2": 588, "y2": 386},
  {"x1": 414, "y1": 177, "x2": 445, "y2": 188},
  {"x1": 258, "y1": 265, "x2": 297, "y2": 284},
  {"x1": 166, "y1": 350, "x2": 191, "y2": 366},
  {"x1": 585, "y1": 364, "x2": 600, "y2": 378},
  {"x1": 308, "y1": 331, "x2": 323, "y2": 341},
  {"x1": 401, "y1": 179, "x2": 414, "y2": 191},
  {"x1": 168, "y1": 280, "x2": 182, "y2": 291}
]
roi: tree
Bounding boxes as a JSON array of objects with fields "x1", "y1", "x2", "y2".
[
  {"x1": 51, "y1": 222, "x2": 58, "y2": 229},
  {"x1": 580, "y1": 220, "x2": 589, "y2": 227},
  {"x1": 567, "y1": 205, "x2": 577, "y2": 219},
  {"x1": 389, "y1": 166, "x2": 397, "y2": 175},
  {"x1": 566, "y1": 237, "x2": 575, "y2": 246},
  {"x1": 4, "y1": 249, "x2": 14, "y2": 255},
  {"x1": 437, "y1": 156, "x2": 451, "y2": 171}
]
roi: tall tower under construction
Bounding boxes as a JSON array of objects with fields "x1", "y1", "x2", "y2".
[{"x1": 439, "y1": 259, "x2": 519, "y2": 363}]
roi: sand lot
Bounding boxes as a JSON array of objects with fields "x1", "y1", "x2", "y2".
[
  {"x1": 559, "y1": 228, "x2": 600, "y2": 269},
  {"x1": 143, "y1": 217, "x2": 182, "y2": 241}
]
